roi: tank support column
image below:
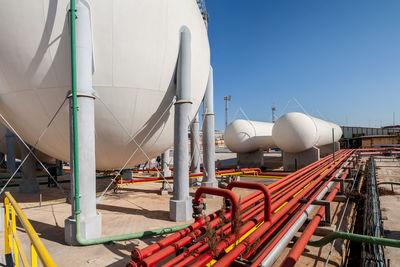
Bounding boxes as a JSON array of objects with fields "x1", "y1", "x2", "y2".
[
  {"x1": 5, "y1": 129, "x2": 16, "y2": 173},
  {"x1": 201, "y1": 67, "x2": 218, "y2": 191},
  {"x1": 121, "y1": 169, "x2": 133, "y2": 181},
  {"x1": 161, "y1": 149, "x2": 171, "y2": 177},
  {"x1": 65, "y1": 0, "x2": 101, "y2": 245},
  {"x1": 160, "y1": 150, "x2": 171, "y2": 195},
  {"x1": 18, "y1": 140, "x2": 39, "y2": 193},
  {"x1": 190, "y1": 113, "x2": 201, "y2": 185},
  {"x1": 170, "y1": 27, "x2": 193, "y2": 222}
]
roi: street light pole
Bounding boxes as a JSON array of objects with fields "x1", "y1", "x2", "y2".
[{"x1": 224, "y1": 95, "x2": 231, "y2": 128}]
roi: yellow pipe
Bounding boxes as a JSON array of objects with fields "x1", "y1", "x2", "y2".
[
  {"x1": 11, "y1": 228, "x2": 30, "y2": 267},
  {"x1": 4, "y1": 196, "x2": 10, "y2": 254},
  {"x1": 5, "y1": 192, "x2": 56, "y2": 267}
]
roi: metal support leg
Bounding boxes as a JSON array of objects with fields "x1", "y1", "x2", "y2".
[
  {"x1": 170, "y1": 27, "x2": 192, "y2": 222},
  {"x1": 65, "y1": 0, "x2": 101, "y2": 244},
  {"x1": 190, "y1": 113, "x2": 201, "y2": 185},
  {"x1": 5, "y1": 129, "x2": 16, "y2": 173},
  {"x1": 160, "y1": 150, "x2": 171, "y2": 195},
  {"x1": 201, "y1": 67, "x2": 218, "y2": 191},
  {"x1": 18, "y1": 140, "x2": 39, "y2": 193}
]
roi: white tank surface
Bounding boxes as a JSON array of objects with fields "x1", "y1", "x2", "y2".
[
  {"x1": 224, "y1": 120, "x2": 275, "y2": 153},
  {"x1": 0, "y1": 0, "x2": 210, "y2": 169},
  {"x1": 272, "y1": 112, "x2": 342, "y2": 153}
]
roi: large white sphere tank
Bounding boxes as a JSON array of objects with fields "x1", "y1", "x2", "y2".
[
  {"x1": 224, "y1": 120, "x2": 275, "y2": 153},
  {"x1": 0, "y1": 0, "x2": 210, "y2": 169},
  {"x1": 272, "y1": 112, "x2": 342, "y2": 153}
]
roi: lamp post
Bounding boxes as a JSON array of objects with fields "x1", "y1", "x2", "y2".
[{"x1": 224, "y1": 95, "x2": 231, "y2": 128}]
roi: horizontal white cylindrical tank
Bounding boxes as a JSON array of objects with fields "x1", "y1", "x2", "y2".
[
  {"x1": 272, "y1": 112, "x2": 342, "y2": 153},
  {"x1": 0, "y1": 0, "x2": 210, "y2": 169},
  {"x1": 224, "y1": 120, "x2": 275, "y2": 153}
]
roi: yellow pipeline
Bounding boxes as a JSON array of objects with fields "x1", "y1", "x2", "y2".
[
  {"x1": 4, "y1": 192, "x2": 56, "y2": 267},
  {"x1": 206, "y1": 221, "x2": 264, "y2": 266}
]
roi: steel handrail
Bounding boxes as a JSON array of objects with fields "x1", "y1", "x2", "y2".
[{"x1": 4, "y1": 192, "x2": 56, "y2": 267}]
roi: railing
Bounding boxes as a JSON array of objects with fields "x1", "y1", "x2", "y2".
[{"x1": 4, "y1": 192, "x2": 56, "y2": 267}]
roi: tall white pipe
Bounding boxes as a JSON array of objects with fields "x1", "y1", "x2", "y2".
[
  {"x1": 65, "y1": 0, "x2": 101, "y2": 244},
  {"x1": 190, "y1": 113, "x2": 201, "y2": 174},
  {"x1": 201, "y1": 66, "x2": 217, "y2": 188},
  {"x1": 170, "y1": 26, "x2": 192, "y2": 222}
]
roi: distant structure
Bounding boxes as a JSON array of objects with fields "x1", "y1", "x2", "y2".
[
  {"x1": 224, "y1": 95, "x2": 231, "y2": 128},
  {"x1": 341, "y1": 126, "x2": 400, "y2": 148},
  {"x1": 271, "y1": 106, "x2": 276, "y2": 123}
]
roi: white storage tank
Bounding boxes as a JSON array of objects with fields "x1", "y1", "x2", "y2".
[
  {"x1": 224, "y1": 120, "x2": 275, "y2": 153},
  {"x1": 272, "y1": 112, "x2": 342, "y2": 153},
  {"x1": 0, "y1": 0, "x2": 210, "y2": 169}
]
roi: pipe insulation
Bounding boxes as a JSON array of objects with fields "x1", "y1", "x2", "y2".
[{"x1": 260, "y1": 157, "x2": 354, "y2": 266}]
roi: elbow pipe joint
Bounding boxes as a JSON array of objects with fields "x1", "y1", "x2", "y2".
[
  {"x1": 226, "y1": 181, "x2": 272, "y2": 222},
  {"x1": 193, "y1": 187, "x2": 239, "y2": 232}
]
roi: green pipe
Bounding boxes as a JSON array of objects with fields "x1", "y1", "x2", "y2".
[
  {"x1": 292, "y1": 232, "x2": 400, "y2": 248},
  {"x1": 69, "y1": 0, "x2": 187, "y2": 246}
]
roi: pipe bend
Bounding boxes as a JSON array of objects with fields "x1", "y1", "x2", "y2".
[
  {"x1": 226, "y1": 181, "x2": 271, "y2": 223},
  {"x1": 193, "y1": 187, "x2": 239, "y2": 232}
]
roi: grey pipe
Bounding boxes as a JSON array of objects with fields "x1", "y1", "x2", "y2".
[
  {"x1": 190, "y1": 113, "x2": 201, "y2": 175},
  {"x1": 261, "y1": 158, "x2": 354, "y2": 266},
  {"x1": 162, "y1": 149, "x2": 171, "y2": 177},
  {"x1": 65, "y1": 0, "x2": 101, "y2": 245},
  {"x1": 201, "y1": 66, "x2": 217, "y2": 189},
  {"x1": 170, "y1": 26, "x2": 193, "y2": 222}
]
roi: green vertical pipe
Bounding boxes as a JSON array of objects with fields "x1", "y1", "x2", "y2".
[
  {"x1": 70, "y1": 0, "x2": 80, "y2": 217},
  {"x1": 69, "y1": 0, "x2": 188, "y2": 245}
]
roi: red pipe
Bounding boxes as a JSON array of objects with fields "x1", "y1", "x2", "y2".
[
  {"x1": 249, "y1": 155, "x2": 353, "y2": 266},
  {"x1": 212, "y1": 151, "x2": 354, "y2": 267},
  {"x1": 280, "y1": 170, "x2": 350, "y2": 267},
  {"x1": 129, "y1": 149, "x2": 355, "y2": 267},
  {"x1": 193, "y1": 187, "x2": 240, "y2": 233},
  {"x1": 163, "y1": 203, "x2": 267, "y2": 267},
  {"x1": 226, "y1": 181, "x2": 272, "y2": 223}
]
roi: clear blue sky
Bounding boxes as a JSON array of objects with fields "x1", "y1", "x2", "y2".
[{"x1": 205, "y1": 0, "x2": 400, "y2": 130}]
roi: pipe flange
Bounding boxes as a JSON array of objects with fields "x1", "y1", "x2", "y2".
[{"x1": 192, "y1": 202, "x2": 205, "y2": 218}]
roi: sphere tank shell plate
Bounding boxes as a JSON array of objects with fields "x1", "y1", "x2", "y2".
[{"x1": 0, "y1": 0, "x2": 210, "y2": 169}]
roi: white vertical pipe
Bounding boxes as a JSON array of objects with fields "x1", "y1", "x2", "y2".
[
  {"x1": 201, "y1": 66, "x2": 217, "y2": 188},
  {"x1": 170, "y1": 26, "x2": 192, "y2": 221}
]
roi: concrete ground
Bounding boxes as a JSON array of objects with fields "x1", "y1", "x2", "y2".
[{"x1": 374, "y1": 156, "x2": 400, "y2": 266}]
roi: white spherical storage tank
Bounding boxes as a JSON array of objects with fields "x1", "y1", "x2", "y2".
[
  {"x1": 0, "y1": 0, "x2": 210, "y2": 169},
  {"x1": 272, "y1": 112, "x2": 342, "y2": 153},
  {"x1": 224, "y1": 120, "x2": 275, "y2": 153}
]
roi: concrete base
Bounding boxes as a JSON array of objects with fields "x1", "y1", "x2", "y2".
[
  {"x1": 169, "y1": 198, "x2": 192, "y2": 222},
  {"x1": 283, "y1": 147, "x2": 320, "y2": 171},
  {"x1": 64, "y1": 213, "x2": 102, "y2": 245},
  {"x1": 0, "y1": 207, "x2": 4, "y2": 232},
  {"x1": 191, "y1": 177, "x2": 202, "y2": 186},
  {"x1": 319, "y1": 142, "x2": 340, "y2": 158},
  {"x1": 160, "y1": 189, "x2": 169, "y2": 195},
  {"x1": 237, "y1": 149, "x2": 264, "y2": 168}
]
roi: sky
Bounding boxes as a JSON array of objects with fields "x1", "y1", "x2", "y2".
[{"x1": 204, "y1": 0, "x2": 400, "y2": 130}]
